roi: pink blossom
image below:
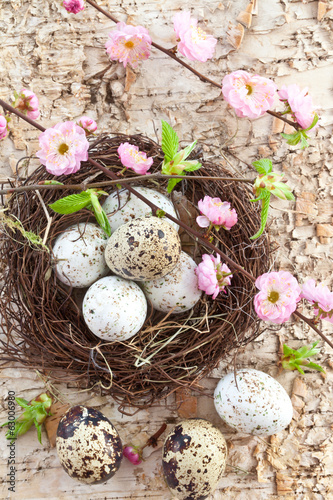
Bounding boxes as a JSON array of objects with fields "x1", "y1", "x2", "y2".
[
  {"x1": 196, "y1": 196, "x2": 237, "y2": 230},
  {"x1": 105, "y1": 22, "x2": 152, "y2": 68},
  {"x1": 222, "y1": 70, "x2": 277, "y2": 119},
  {"x1": 63, "y1": 0, "x2": 85, "y2": 14},
  {"x1": 36, "y1": 121, "x2": 89, "y2": 176},
  {"x1": 301, "y1": 279, "x2": 333, "y2": 324},
  {"x1": 118, "y1": 142, "x2": 153, "y2": 175},
  {"x1": 195, "y1": 254, "x2": 232, "y2": 299},
  {"x1": 254, "y1": 271, "x2": 301, "y2": 324},
  {"x1": 123, "y1": 446, "x2": 142, "y2": 465},
  {"x1": 15, "y1": 89, "x2": 40, "y2": 120},
  {"x1": 0, "y1": 115, "x2": 8, "y2": 140},
  {"x1": 278, "y1": 84, "x2": 317, "y2": 130},
  {"x1": 77, "y1": 116, "x2": 97, "y2": 136},
  {"x1": 173, "y1": 11, "x2": 217, "y2": 62}
]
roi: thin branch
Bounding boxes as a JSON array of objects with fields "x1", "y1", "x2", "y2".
[
  {"x1": 294, "y1": 311, "x2": 333, "y2": 350},
  {"x1": 35, "y1": 190, "x2": 53, "y2": 245},
  {"x1": 0, "y1": 100, "x2": 46, "y2": 132}
]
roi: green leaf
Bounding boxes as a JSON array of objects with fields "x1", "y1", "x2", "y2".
[
  {"x1": 49, "y1": 191, "x2": 92, "y2": 215},
  {"x1": 156, "y1": 209, "x2": 166, "y2": 218},
  {"x1": 250, "y1": 191, "x2": 271, "y2": 240},
  {"x1": 283, "y1": 345, "x2": 294, "y2": 357},
  {"x1": 252, "y1": 159, "x2": 273, "y2": 175},
  {"x1": 167, "y1": 178, "x2": 182, "y2": 193},
  {"x1": 35, "y1": 422, "x2": 42, "y2": 445},
  {"x1": 303, "y1": 113, "x2": 319, "y2": 132},
  {"x1": 15, "y1": 397, "x2": 30, "y2": 409},
  {"x1": 40, "y1": 180, "x2": 64, "y2": 185},
  {"x1": 181, "y1": 140, "x2": 197, "y2": 161},
  {"x1": 181, "y1": 161, "x2": 202, "y2": 172},
  {"x1": 90, "y1": 194, "x2": 111, "y2": 237},
  {"x1": 161, "y1": 120, "x2": 179, "y2": 162},
  {"x1": 305, "y1": 341, "x2": 320, "y2": 357},
  {"x1": 299, "y1": 133, "x2": 309, "y2": 149},
  {"x1": 281, "y1": 131, "x2": 302, "y2": 146},
  {"x1": 304, "y1": 361, "x2": 325, "y2": 373}
]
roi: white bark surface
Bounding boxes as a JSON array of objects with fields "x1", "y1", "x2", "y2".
[{"x1": 1, "y1": 0, "x2": 333, "y2": 498}]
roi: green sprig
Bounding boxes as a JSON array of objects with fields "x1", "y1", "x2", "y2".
[{"x1": 281, "y1": 342, "x2": 325, "y2": 375}]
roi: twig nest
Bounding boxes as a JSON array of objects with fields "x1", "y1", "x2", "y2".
[
  {"x1": 102, "y1": 186, "x2": 179, "y2": 232},
  {"x1": 52, "y1": 222, "x2": 109, "y2": 288},
  {"x1": 82, "y1": 276, "x2": 147, "y2": 341},
  {"x1": 162, "y1": 419, "x2": 227, "y2": 500},
  {"x1": 105, "y1": 216, "x2": 181, "y2": 281},
  {"x1": 56, "y1": 405, "x2": 123, "y2": 484},
  {"x1": 214, "y1": 369, "x2": 293, "y2": 435},
  {"x1": 142, "y1": 251, "x2": 202, "y2": 313}
]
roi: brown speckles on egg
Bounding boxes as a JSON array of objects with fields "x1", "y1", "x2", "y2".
[
  {"x1": 56, "y1": 405, "x2": 123, "y2": 484},
  {"x1": 105, "y1": 217, "x2": 181, "y2": 281},
  {"x1": 162, "y1": 419, "x2": 227, "y2": 500}
]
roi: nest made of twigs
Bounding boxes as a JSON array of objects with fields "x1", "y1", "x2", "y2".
[{"x1": 0, "y1": 134, "x2": 270, "y2": 411}]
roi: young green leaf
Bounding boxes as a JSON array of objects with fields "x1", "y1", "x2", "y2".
[
  {"x1": 250, "y1": 191, "x2": 271, "y2": 239},
  {"x1": 281, "y1": 342, "x2": 325, "y2": 374},
  {"x1": 90, "y1": 194, "x2": 112, "y2": 237},
  {"x1": 167, "y1": 178, "x2": 182, "y2": 193},
  {"x1": 181, "y1": 161, "x2": 202, "y2": 172},
  {"x1": 281, "y1": 131, "x2": 302, "y2": 146},
  {"x1": 161, "y1": 120, "x2": 179, "y2": 162},
  {"x1": 299, "y1": 133, "x2": 309, "y2": 149},
  {"x1": 181, "y1": 140, "x2": 197, "y2": 161},
  {"x1": 252, "y1": 159, "x2": 273, "y2": 175},
  {"x1": 16, "y1": 397, "x2": 31, "y2": 409},
  {"x1": 49, "y1": 191, "x2": 92, "y2": 214}
]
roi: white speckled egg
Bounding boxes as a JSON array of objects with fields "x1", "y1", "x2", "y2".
[
  {"x1": 52, "y1": 223, "x2": 109, "y2": 288},
  {"x1": 82, "y1": 276, "x2": 147, "y2": 341},
  {"x1": 102, "y1": 186, "x2": 179, "y2": 232},
  {"x1": 142, "y1": 251, "x2": 202, "y2": 313},
  {"x1": 56, "y1": 405, "x2": 123, "y2": 484},
  {"x1": 214, "y1": 369, "x2": 293, "y2": 435},
  {"x1": 105, "y1": 217, "x2": 181, "y2": 281},
  {"x1": 162, "y1": 419, "x2": 227, "y2": 500}
]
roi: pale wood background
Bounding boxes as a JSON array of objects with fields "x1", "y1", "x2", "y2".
[{"x1": 0, "y1": 0, "x2": 333, "y2": 498}]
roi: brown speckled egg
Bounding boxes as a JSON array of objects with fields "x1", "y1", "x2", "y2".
[
  {"x1": 105, "y1": 216, "x2": 181, "y2": 281},
  {"x1": 162, "y1": 419, "x2": 227, "y2": 500},
  {"x1": 56, "y1": 405, "x2": 123, "y2": 484}
]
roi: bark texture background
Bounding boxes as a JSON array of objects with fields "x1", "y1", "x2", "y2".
[{"x1": 0, "y1": 0, "x2": 333, "y2": 498}]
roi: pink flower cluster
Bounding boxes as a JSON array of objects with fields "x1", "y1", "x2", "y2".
[
  {"x1": 195, "y1": 254, "x2": 232, "y2": 299},
  {"x1": 196, "y1": 196, "x2": 237, "y2": 230},
  {"x1": 301, "y1": 280, "x2": 333, "y2": 324},
  {"x1": 278, "y1": 84, "x2": 317, "y2": 130},
  {"x1": 15, "y1": 89, "x2": 40, "y2": 120},
  {"x1": 77, "y1": 116, "x2": 97, "y2": 136},
  {"x1": 105, "y1": 22, "x2": 152, "y2": 68},
  {"x1": 254, "y1": 271, "x2": 301, "y2": 324},
  {"x1": 63, "y1": 0, "x2": 85, "y2": 14},
  {"x1": 0, "y1": 115, "x2": 8, "y2": 140},
  {"x1": 173, "y1": 11, "x2": 217, "y2": 62},
  {"x1": 222, "y1": 70, "x2": 277, "y2": 119},
  {"x1": 118, "y1": 142, "x2": 153, "y2": 175},
  {"x1": 36, "y1": 121, "x2": 89, "y2": 176}
]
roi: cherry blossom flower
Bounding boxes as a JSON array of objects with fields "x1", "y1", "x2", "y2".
[
  {"x1": 123, "y1": 446, "x2": 142, "y2": 465},
  {"x1": 63, "y1": 0, "x2": 85, "y2": 14},
  {"x1": 14, "y1": 89, "x2": 40, "y2": 120},
  {"x1": 196, "y1": 196, "x2": 237, "y2": 230},
  {"x1": 254, "y1": 271, "x2": 301, "y2": 324},
  {"x1": 118, "y1": 142, "x2": 153, "y2": 175},
  {"x1": 173, "y1": 11, "x2": 217, "y2": 62},
  {"x1": 278, "y1": 84, "x2": 318, "y2": 130},
  {"x1": 301, "y1": 279, "x2": 333, "y2": 324},
  {"x1": 105, "y1": 22, "x2": 152, "y2": 68},
  {"x1": 0, "y1": 115, "x2": 8, "y2": 140},
  {"x1": 77, "y1": 116, "x2": 97, "y2": 136},
  {"x1": 222, "y1": 70, "x2": 277, "y2": 119},
  {"x1": 36, "y1": 121, "x2": 89, "y2": 176},
  {"x1": 195, "y1": 254, "x2": 232, "y2": 299}
]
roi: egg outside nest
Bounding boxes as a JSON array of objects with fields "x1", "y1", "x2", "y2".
[
  {"x1": 56, "y1": 405, "x2": 123, "y2": 484},
  {"x1": 162, "y1": 419, "x2": 228, "y2": 500},
  {"x1": 105, "y1": 216, "x2": 181, "y2": 281}
]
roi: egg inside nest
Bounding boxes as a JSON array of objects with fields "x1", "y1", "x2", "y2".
[{"x1": 105, "y1": 216, "x2": 181, "y2": 281}]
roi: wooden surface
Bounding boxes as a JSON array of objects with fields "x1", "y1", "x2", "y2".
[{"x1": 1, "y1": 0, "x2": 333, "y2": 498}]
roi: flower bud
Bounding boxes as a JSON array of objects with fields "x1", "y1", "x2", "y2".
[{"x1": 123, "y1": 445, "x2": 142, "y2": 465}]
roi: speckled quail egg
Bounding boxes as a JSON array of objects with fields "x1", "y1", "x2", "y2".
[
  {"x1": 52, "y1": 222, "x2": 109, "y2": 288},
  {"x1": 102, "y1": 186, "x2": 179, "y2": 232},
  {"x1": 56, "y1": 405, "x2": 122, "y2": 484},
  {"x1": 162, "y1": 419, "x2": 227, "y2": 500},
  {"x1": 214, "y1": 369, "x2": 293, "y2": 435},
  {"x1": 105, "y1": 217, "x2": 181, "y2": 281},
  {"x1": 82, "y1": 276, "x2": 147, "y2": 341},
  {"x1": 142, "y1": 251, "x2": 202, "y2": 313}
]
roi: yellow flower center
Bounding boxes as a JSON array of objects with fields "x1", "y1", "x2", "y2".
[
  {"x1": 125, "y1": 41, "x2": 135, "y2": 49},
  {"x1": 246, "y1": 84, "x2": 253, "y2": 95},
  {"x1": 58, "y1": 143, "x2": 69, "y2": 155},
  {"x1": 268, "y1": 291, "x2": 279, "y2": 304}
]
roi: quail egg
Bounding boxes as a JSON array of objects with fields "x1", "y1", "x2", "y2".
[
  {"x1": 162, "y1": 419, "x2": 227, "y2": 500},
  {"x1": 102, "y1": 186, "x2": 179, "y2": 232},
  {"x1": 214, "y1": 369, "x2": 293, "y2": 435},
  {"x1": 56, "y1": 405, "x2": 123, "y2": 484},
  {"x1": 105, "y1": 217, "x2": 181, "y2": 281},
  {"x1": 142, "y1": 251, "x2": 202, "y2": 313},
  {"x1": 52, "y1": 222, "x2": 109, "y2": 288},
  {"x1": 82, "y1": 276, "x2": 147, "y2": 341}
]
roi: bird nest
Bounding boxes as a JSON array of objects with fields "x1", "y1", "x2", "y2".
[{"x1": 0, "y1": 134, "x2": 270, "y2": 411}]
